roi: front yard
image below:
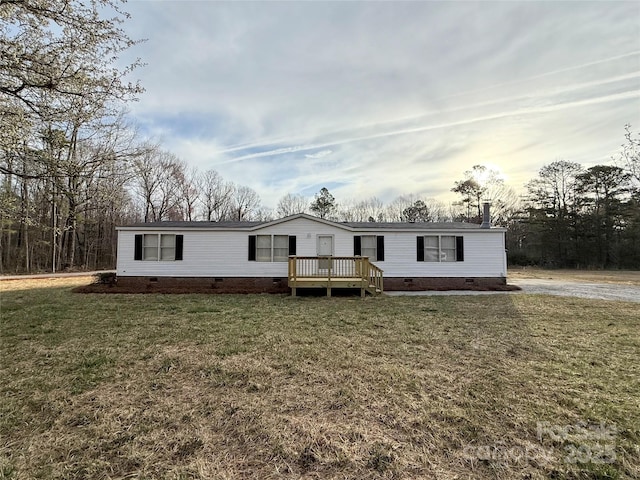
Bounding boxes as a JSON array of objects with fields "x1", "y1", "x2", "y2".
[{"x1": 1, "y1": 277, "x2": 638, "y2": 479}]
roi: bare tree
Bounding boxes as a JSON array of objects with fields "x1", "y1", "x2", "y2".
[
  {"x1": 359, "y1": 197, "x2": 385, "y2": 222},
  {"x1": 132, "y1": 145, "x2": 164, "y2": 222},
  {"x1": 253, "y1": 207, "x2": 274, "y2": 222},
  {"x1": 131, "y1": 148, "x2": 185, "y2": 221},
  {"x1": 423, "y1": 198, "x2": 450, "y2": 222},
  {"x1": 231, "y1": 184, "x2": 261, "y2": 221},
  {"x1": 153, "y1": 153, "x2": 184, "y2": 221},
  {"x1": 336, "y1": 198, "x2": 357, "y2": 221},
  {"x1": 526, "y1": 160, "x2": 583, "y2": 215},
  {"x1": 483, "y1": 183, "x2": 522, "y2": 226},
  {"x1": 276, "y1": 193, "x2": 308, "y2": 217},
  {"x1": 175, "y1": 163, "x2": 201, "y2": 221},
  {"x1": 337, "y1": 197, "x2": 386, "y2": 222},
  {"x1": 617, "y1": 124, "x2": 640, "y2": 187},
  {"x1": 200, "y1": 169, "x2": 234, "y2": 221},
  {"x1": 385, "y1": 195, "x2": 418, "y2": 222}
]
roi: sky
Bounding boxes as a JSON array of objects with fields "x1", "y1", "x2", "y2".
[{"x1": 119, "y1": 0, "x2": 640, "y2": 209}]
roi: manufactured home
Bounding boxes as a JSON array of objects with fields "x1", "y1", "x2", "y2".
[{"x1": 115, "y1": 210, "x2": 507, "y2": 295}]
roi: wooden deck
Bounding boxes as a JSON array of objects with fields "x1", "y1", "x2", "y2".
[{"x1": 288, "y1": 256, "x2": 383, "y2": 297}]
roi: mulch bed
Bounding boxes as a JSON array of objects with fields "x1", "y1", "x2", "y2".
[{"x1": 73, "y1": 283, "x2": 522, "y2": 294}]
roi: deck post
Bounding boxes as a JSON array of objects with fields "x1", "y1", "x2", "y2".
[
  {"x1": 327, "y1": 256, "x2": 332, "y2": 297},
  {"x1": 289, "y1": 257, "x2": 297, "y2": 296}
]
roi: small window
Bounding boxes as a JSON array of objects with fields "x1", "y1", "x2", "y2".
[
  {"x1": 273, "y1": 235, "x2": 289, "y2": 262},
  {"x1": 256, "y1": 235, "x2": 272, "y2": 262},
  {"x1": 361, "y1": 235, "x2": 377, "y2": 258},
  {"x1": 441, "y1": 236, "x2": 456, "y2": 262},
  {"x1": 160, "y1": 234, "x2": 176, "y2": 261},
  {"x1": 424, "y1": 236, "x2": 440, "y2": 262},
  {"x1": 354, "y1": 235, "x2": 384, "y2": 261},
  {"x1": 143, "y1": 234, "x2": 159, "y2": 261}
]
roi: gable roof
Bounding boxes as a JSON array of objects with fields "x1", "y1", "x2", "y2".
[{"x1": 117, "y1": 213, "x2": 503, "y2": 232}]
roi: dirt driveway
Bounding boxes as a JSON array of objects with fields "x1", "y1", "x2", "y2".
[
  {"x1": 387, "y1": 278, "x2": 640, "y2": 303},
  {"x1": 512, "y1": 278, "x2": 640, "y2": 303}
]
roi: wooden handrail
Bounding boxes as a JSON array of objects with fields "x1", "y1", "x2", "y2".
[{"x1": 288, "y1": 256, "x2": 384, "y2": 294}]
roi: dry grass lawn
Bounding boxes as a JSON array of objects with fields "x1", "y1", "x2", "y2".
[{"x1": 0, "y1": 277, "x2": 638, "y2": 479}]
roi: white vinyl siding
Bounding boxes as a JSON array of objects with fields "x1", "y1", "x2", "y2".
[{"x1": 117, "y1": 216, "x2": 507, "y2": 278}]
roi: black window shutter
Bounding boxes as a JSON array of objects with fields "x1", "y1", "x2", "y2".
[
  {"x1": 175, "y1": 235, "x2": 184, "y2": 261},
  {"x1": 354, "y1": 236, "x2": 361, "y2": 256},
  {"x1": 417, "y1": 236, "x2": 425, "y2": 261},
  {"x1": 288, "y1": 235, "x2": 296, "y2": 256},
  {"x1": 376, "y1": 236, "x2": 385, "y2": 261},
  {"x1": 134, "y1": 234, "x2": 143, "y2": 260},
  {"x1": 248, "y1": 235, "x2": 256, "y2": 261},
  {"x1": 456, "y1": 236, "x2": 464, "y2": 262}
]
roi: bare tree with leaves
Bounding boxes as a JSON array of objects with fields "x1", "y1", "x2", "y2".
[{"x1": 0, "y1": 0, "x2": 143, "y2": 130}]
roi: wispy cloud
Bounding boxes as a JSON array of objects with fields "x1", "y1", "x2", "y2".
[
  {"x1": 216, "y1": 87, "x2": 640, "y2": 164},
  {"x1": 305, "y1": 150, "x2": 333, "y2": 159}
]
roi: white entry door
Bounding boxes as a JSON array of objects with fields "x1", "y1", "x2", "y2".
[
  {"x1": 317, "y1": 235, "x2": 333, "y2": 270},
  {"x1": 317, "y1": 235, "x2": 333, "y2": 256}
]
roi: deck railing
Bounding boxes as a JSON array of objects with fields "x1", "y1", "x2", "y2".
[{"x1": 288, "y1": 256, "x2": 383, "y2": 296}]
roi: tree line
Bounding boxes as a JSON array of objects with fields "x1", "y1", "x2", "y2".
[
  {"x1": 1, "y1": 1, "x2": 638, "y2": 272},
  {"x1": 510, "y1": 129, "x2": 640, "y2": 269}
]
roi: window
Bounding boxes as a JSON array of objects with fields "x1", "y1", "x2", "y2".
[
  {"x1": 361, "y1": 235, "x2": 377, "y2": 258},
  {"x1": 441, "y1": 236, "x2": 456, "y2": 262},
  {"x1": 353, "y1": 235, "x2": 385, "y2": 261},
  {"x1": 160, "y1": 234, "x2": 176, "y2": 260},
  {"x1": 257, "y1": 235, "x2": 272, "y2": 262},
  {"x1": 273, "y1": 235, "x2": 289, "y2": 262},
  {"x1": 424, "y1": 235, "x2": 440, "y2": 262},
  {"x1": 135, "y1": 234, "x2": 183, "y2": 261},
  {"x1": 249, "y1": 235, "x2": 295, "y2": 262},
  {"x1": 417, "y1": 235, "x2": 463, "y2": 262},
  {"x1": 143, "y1": 234, "x2": 159, "y2": 261}
]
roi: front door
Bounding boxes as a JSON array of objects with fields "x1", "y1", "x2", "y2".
[{"x1": 317, "y1": 235, "x2": 333, "y2": 270}]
